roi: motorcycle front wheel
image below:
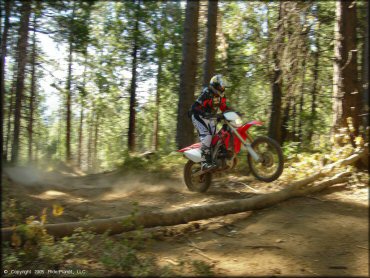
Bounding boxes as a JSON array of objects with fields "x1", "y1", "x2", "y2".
[
  {"x1": 247, "y1": 136, "x2": 284, "y2": 182},
  {"x1": 183, "y1": 160, "x2": 212, "y2": 193}
]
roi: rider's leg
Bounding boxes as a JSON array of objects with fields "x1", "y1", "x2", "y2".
[{"x1": 192, "y1": 114, "x2": 216, "y2": 170}]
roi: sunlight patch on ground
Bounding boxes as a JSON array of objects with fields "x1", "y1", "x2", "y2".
[
  {"x1": 30, "y1": 190, "x2": 88, "y2": 203},
  {"x1": 100, "y1": 191, "x2": 131, "y2": 200}
]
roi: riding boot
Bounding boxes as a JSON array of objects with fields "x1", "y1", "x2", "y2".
[{"x1": 201, "y1": 148, "x2": 216, "y2": 171}]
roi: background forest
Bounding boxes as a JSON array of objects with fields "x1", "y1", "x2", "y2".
[
  {"x1": 1, "y1": 1, "x2": 369, "y2": 276},
  {"x1": 1, "y1": 0, "x2": 369, "y2": 172}
]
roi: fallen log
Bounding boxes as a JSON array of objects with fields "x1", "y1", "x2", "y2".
[{"x1": 1, "y1": 150, "x2": 365, "y2": 241}]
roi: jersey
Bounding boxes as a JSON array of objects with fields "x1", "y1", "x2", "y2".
[{"x1": 190, "y1": 87, "x2": 230, "y2": 116}]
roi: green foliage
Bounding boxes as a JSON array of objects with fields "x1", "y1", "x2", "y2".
[
  {"x1": 1, "y1": 202, "x2": 215, "y2": 276},
  {"x1": 191, "y1": 259, "x2": 216, "y2": 276},
  {"x1": 3, "y1": 0, "x2": 367, "y2": 169}
]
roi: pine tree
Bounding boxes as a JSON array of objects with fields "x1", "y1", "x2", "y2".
[{"x1": 176, "y1": 0, "x2": 200, "y2": 149}]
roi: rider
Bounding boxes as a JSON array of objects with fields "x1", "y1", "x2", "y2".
[{"x1": 189, "y1": 75, "x2": 231, "y2": 170}]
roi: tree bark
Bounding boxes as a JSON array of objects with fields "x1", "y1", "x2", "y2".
[
  {"x1": 153, "y1": 55, "x2": 162, "y2": 151},
  {"x1": 202, "y1": 0, "x2": 218, "y2": 87},
  {"x1": 78, "y1": 54, "x2": 88, "y2": 169},
  {"x1": 268, "y1": 1, "x2": 284, "y2": 144},
  {"x1": 1, "y1": 0, "x2": 12, "y2": 163},
  {"x1": 332, "y1": 0, "x2": 362, "y2": 145},
  {"x1": 298, "y1": 49, "x2": 307, "y2": 146},
  {"x1": 65, "y1": 4, "x2": 76, "y2": 163},
  {"x1": 127, "y1": 0, "x2": 141, "y2": 153},
  {"x1": 2, "y1": 150, "x2": 364, "y2": 241},
  {"x1": 28, "y1": 14, "x2": 37, "y2": 162},
  {"x1": 4, "y1": 86, "x2": 14, "y2": 161},
  {"x1": 280, "y1": 96, "x2": 291, "y2": 144},
  {"x1": 93, "y1": 112, "x2": 100, "y2": 171},
  {"x1": 87, "y1": 110, "x2": 94, "y2": 170},
  {"x1": 11, "y1": 0, "x2": 32, "y2": 164},
  {"x1": 308, "y1": 5, "x2": 320, "y2": 143},
  {"x1": 362, "y1": 0, "x2": 369, "y2": 135},
  {"x1": 176, "y1": 0, "x2": 200, "y2": 149},
  {"x1": 78, "y1": 107, "x2": 84, "y2": 168}
]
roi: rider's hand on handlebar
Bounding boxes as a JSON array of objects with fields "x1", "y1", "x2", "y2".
[
  {"x1": 216, "y1": 114, "x2": 224, "y2": 121},
  {"x1": 203, "y1": 112, "x2": 212, "y2": 119}
]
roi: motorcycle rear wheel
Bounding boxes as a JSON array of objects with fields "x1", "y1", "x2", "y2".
[
  {"x1": 184, "y1": 160, "x2": 212, "y2": 192},
  {"x1": 247, "y1": 136, "x2": 284, "y2": 182}
]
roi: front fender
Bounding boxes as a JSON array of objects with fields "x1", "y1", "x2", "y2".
[
  {"x1": 234, "y1": 121, "x2": 263, "y2": 153},
  {"x1": 239, "y1": 120, "x2": 263, "y2": 133}
]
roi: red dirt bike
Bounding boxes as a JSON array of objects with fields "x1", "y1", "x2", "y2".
[{"x1": 178, "y1": 111, "x2": 284, "y2": 192}]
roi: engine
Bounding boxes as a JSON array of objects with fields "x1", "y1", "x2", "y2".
[{"x1": 215, "y1": 146, "x2": 237, "y2": 170}]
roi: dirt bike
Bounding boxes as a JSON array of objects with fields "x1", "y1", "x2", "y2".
[{"x1": 178, "y1": 111, "x2": 284, "y2": 192}]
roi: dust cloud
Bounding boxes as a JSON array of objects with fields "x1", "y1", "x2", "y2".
[
  {"x1": 106, "y1": 173, "x2": 183, "y2": 198},
  {"x1": 4, "y1": 166, "x2": 43, "y2": 186}
]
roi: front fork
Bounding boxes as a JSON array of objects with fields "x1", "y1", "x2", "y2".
[{"x1": 226, "y1": 122, "x2": 261, "y2": 162}]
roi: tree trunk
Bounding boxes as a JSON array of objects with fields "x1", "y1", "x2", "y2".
[
  {"x1": 298, "y1": 51, "x2": 307, "y2": 146},
  {"x1": 5, "y1": 86, "x2": 14, "y2": 161},
  {"x1": 58, "y1": 103, "x2": 62, "y2": 160},
  {"x1": 93, "y1": 112, "x2": 100, "y2": 172},
  {"x1": 66, "y1": 41, "x2": 73, "y2": 162},
  {"x1": 87, "y1": 110, "x2": 94, "y2": 170},
  {"x1": 268, "y1": 1, "x2": 283, "y2": 144},
  {"x1": 78, "y1": 54, "x2": 88, "y2": 168},
  {"x1": 1, "y1": 0, "x2": 12, "y2": 163},
  {"x1": 202, "y1": 0, "x2": 218, "y2": 87},
  {"x1": 127, "y1": 0, "x2": 141, "y2": 153},
  {"x1": 28, "y1": 15, "x2": 37, "y2": 162},
  {"x1": 362, "y1": 0, "x2": 369, "y2": 135},
  {"x1": 153, "y1": 55, "x2": 162, "y2": 151},
  {"x1": 78, "y1": 107, "x2": 84, "y2": 168},
  {"x1": 308, "y1": 6, "x2": 320, "y2": 143},
  {"x1": 332, "y1": 0, "x2": 362, "y2": 145},
  {"x1": 176, "y1": 0, "x2": 200, "y2": 149},
  {"x1": 280, "y1": 97, "x2": 291, "y2": 144},
  {"x1": 65, "y1": 4, "x2": 76, "y2": 163},
  {"x1": 11, "y1": 0, "x2": 31, "y2": 164},
  {"x1": 2, "y1": 150, "x2": 364, "y2": 241}
]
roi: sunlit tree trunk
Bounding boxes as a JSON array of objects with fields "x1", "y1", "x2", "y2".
[
  {"x1": 93, "y1": 112, "x2": 100, "y2": 171},
  {"x1": 281, "y1": 97, "x2": 292, "y2": 143},
  {"x1": 127, "y1": 0, "x2": 141, "y2": 153},
  {"x1": 292, "y1": 100, "x2": 297, "y2": 142},
  {"x1": 87, "y1": 110, "x2": 94, "y2": 170},
  {"x1": 298, "y1": 49, "x2": 307, "y2": 146},
  {"x1": 332, "y1": 0, "x2": 361, "y2": 145},
  {"x1": 58, "y1": 103, "x2": 63, "y2": 160},
  {"x1": 308, "y1": 5, "x2": 320, "y2": 143},
  {"x1": 78, "y1": 107, "x2": 84, "y2": 168},
  {"x1": 153, "y1": 56, "x2": 162, "y2": 151},
  {"x1": 28, "y1": 15, "x2": 37, "y2": 162},
  {"x1": 268, "y1": 1, "x2": 283, "y2": 144},
  {"x1": 202, "y1": 0, "x2": 218, "y2": 87},
  {"x1": 176, "y1": 0, "x2": 199, "y2": 149},
  {"x1": 65, "y1": 4, "x2": 76, "y2": 162},
  {"x1": 11, "y1": 0, "x2": 31, "y2": 163}
]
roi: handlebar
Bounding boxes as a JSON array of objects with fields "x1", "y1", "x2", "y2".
[
  {"x1": 203, "y1": 113, "x2": 224, "y2": 120},
  {"x1": 203, "y1": 111, "x2": 243, "y2": 120}
]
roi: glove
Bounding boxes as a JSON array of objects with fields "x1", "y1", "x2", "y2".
[
  {"x1": 216, "y1": 114, "x2": 224, "y2": 121},
  {"x1": 202, "y1": 112, "x2": 212, "y2": 119}
]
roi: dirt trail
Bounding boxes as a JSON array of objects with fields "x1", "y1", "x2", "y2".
[{"x1": 2, "y1": 166, "x2": 369, "y2": 276}]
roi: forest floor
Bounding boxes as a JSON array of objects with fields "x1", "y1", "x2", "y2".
[{"x1": 2, "y1": 162, "x2": 369, "y2": 277}]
